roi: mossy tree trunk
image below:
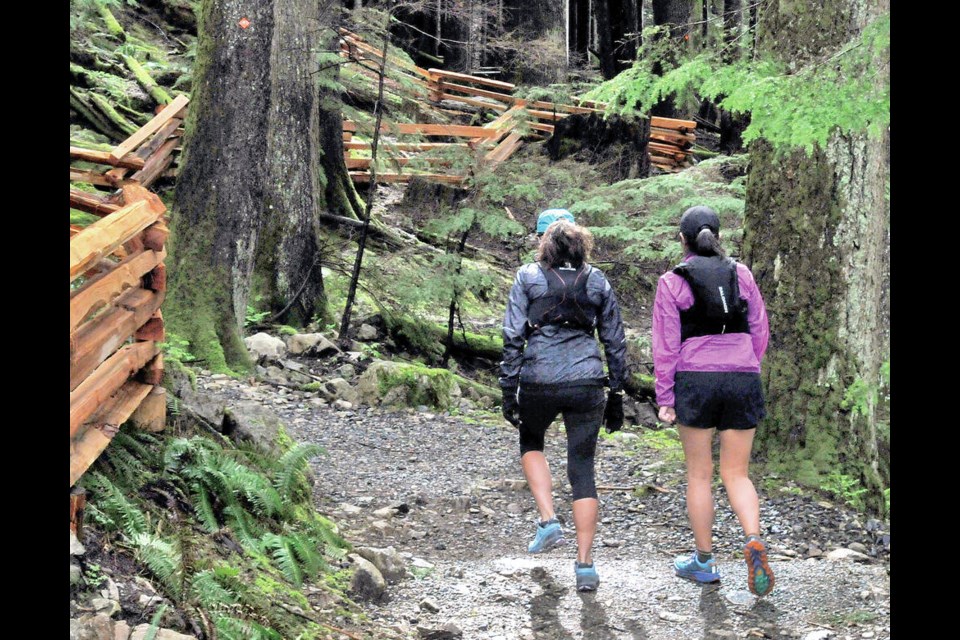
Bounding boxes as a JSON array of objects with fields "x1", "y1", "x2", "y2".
[
  {"x1": 167, "y1": 0, "x2": 359, "y2": 373},
  {"x1": 742, "y1": 0, "x2": 890, "y2": 511}
]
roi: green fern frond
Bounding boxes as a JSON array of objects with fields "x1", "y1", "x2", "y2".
[
  {"x1": 222, "y1": 505, "x2": 263, "y2": 552},
  {"x1": 261, "y1": 533, "x2": 303, "y2": 586},
  {"x1": 189, "y1": 482, "x2": 220, "y2": 532},
  {"x1": 286, "y1": 530, "x2": 327, "y2": 578},
  {"x1": 189, "y1": 569, "x2": 237, "y2": 610},
  {"x1": 131, "y1": 532, "x2": 182, "y2": 599},
  {"x1": 272, "y1": 444, "x2": 323, "y2": 499},
  {"x1": 85, "y1": 471, "x2": 148, "y2": 537},
  {"x1": 214, "y1": 616, "x2": 283, "y2": 640}
]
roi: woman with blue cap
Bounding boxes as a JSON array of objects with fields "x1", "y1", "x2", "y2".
[
  {"x1": 652, "y1": 205, "x2": 775, "y2": 597},
  {"x1": 499, "y1": 208, "x2": 628, "y2": 592}
]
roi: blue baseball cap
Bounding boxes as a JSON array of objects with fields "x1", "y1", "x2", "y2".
[{"x1": 536, "y1": 209, "x2": 575, "y2": 234}]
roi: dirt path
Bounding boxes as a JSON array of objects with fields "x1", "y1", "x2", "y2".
[{"x1": 198, "y1": 371, "x2": 890, "y2": 640}]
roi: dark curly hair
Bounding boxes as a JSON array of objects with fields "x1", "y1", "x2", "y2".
[{"x1": 536, "y1": 220, "x2": 594, "y2": 268}]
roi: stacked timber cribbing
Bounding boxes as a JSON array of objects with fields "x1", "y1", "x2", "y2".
[
  {"x1": 647, "y1": 116, "x2": 698, "y2": 171},
  {"x1": 69, "y1": 96, "x2": 187, "y2": 486},
  {"x1": 338, "y1": 28, "x2": 696, "y2": 183}
]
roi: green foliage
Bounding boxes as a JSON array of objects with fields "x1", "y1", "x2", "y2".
[
  {"x1": 159, "y1": 333, "x2": 197, "y2": 363},
  {"x1": 245, "y1": 298, "x2": 271, "y2": 328},
  {"x1": 215, "y1": 616, "x2": 284, "y2": 640},
  {"x1": 272, "y1": 443, "x2": 324, "y2": 500},
  {"x1": 143, "y1": 604, "x2": 167, "y2": 640},
  {"x1": 821, "y1": 471, "x2": 868, "y2": 511},
  {"x1": 131, "y1": 532, "x2": 183, "y2": 599},
  {"x1": 572, "y1": 156, "x2": 748, "y2": 261},
  {"x1": 587, "y1": 15, "x2": 889, "y2": 153},
  {"x1": 84, "y1": 471, "x2": 149, "y2": 537}
]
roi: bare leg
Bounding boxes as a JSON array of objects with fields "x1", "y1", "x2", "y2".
[
  {"x1": 678, "y1": 425, "x2": 716, "y2": 552},
  {"x1": 521, "y1": 451, "x2": 555, "y2": 522},
  {"x1": 572, "y1": 498, "x2": 598, "y2": 564},
  {"x1": 718, "y1": 428, "x2": 761, "y2": 537}
]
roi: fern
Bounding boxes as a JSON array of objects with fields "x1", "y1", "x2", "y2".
[
  {"x1": 272, "y1": 444, "x2": 323, "y2": 500},
  {"x1": 214, "y1": 616, "x2": 283, "y2": 640},
  {"x1": 223, "y1": 505, "x2": 263, "y2": 552},
  {"x1": 131, "y1": 532, "x2": 182, "y2": 599},
  {"x1": 84, "y1": 471, "x2": 148, "y2": 537},
  {"x1": 190, "y1": 482, "x2": 220, "y2": 532},
  {"x1": 189, "y1": 569, "x2": 238, "y2": 610},
  {"x1": 285, "y1": 530, "x2": 328, "y2": 578},
  {"x1": 261, "y1": 533, "x2": 303, "y2": 586}
]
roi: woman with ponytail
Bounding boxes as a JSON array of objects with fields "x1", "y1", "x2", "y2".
[{"x1": 652, "y1": 205, "x2": 776, "y2": 597}]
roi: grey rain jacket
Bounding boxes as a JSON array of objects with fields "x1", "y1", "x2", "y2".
[{"x1": 499, "y1": 262, "x2": 628, "y2": 391}]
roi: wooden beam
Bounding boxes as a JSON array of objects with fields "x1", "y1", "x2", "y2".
[
  {"x1": 70, "y1": 381, "x2": 154, "y2": 486},
  {"x1": 439, "y1": 92, "x2": 508, "y2": 112},
  {"x1": 70, "y1": 487, "x2": 87, "y2": 537},
  {"x1": 344, "y1": 141, "x2": 469, "y2": 151},
  {"x1": 130, "y1": 137, "x2": 179, "y2": 187},
  {"x1": 526, "y1": 100, "x2": 604, "y2": 115},
  {"x1": 528, "y1": 122, "x2": 555, "y2": 134},
  {"x1": 108, "y1": 93, "x2": 189, "y2": 162},
  {"x1": 345, "y1": 121, "x2": 501, "y2": 138},
  {"x1": 346, "y1": 156, "x2": 453, "y2": 170},
  {"x1": 135, "y1": 310, "x2": 165, "y2": 342},
  {"x1": 140, "y1": 353, "x2": 164, "y2": 386},
  {"x1": 70, "y1": 200, "x2": 163, "y2": 282},
  {"x1": 71, "y1": 147, "x2": 145, "y2": 169},
  {"x1": 526, "y1": 109, "x2": 570, "y2": 121},
  {"x1": 427, "y1": 68, "x2": 515, "y2": 91},
  {"x1": 650, "y1": 128, "x2": 696, "y2": 145},
  {"x1": 105, "y1": 117, "x2": 183, "y2": 184},
  {"x1": 436, "y1": 81, "x2": 516, "y2": 104},
  {"x1": 130, "y1": 385, "x2": 166, "y2": 433},
  {"x1": 650, "y1": 116, "x2": 697, "y2": 131},
  {"x1": 70, "y1": 287, "x2": 166, "y2": 391},
  {"x1": 70, "y1": 341, "x2": 158, "y2": 437},
  {"x1": 485, "y1": 131, "x2": 524, "y2": 166},
  {"x1": 70, "y1": 247, "x2": 166, "y2": 331},
  {"x1": 70, "y1": 168, "x2": 114, "y2": 187},
  {"x1": 142, "y1": 223, "x2": 169, "y2": 251},
  {"x1": 349, "y1": 172, "x2": 466, "y2": 185},
  {"x1": 70, "y1": 189, "x2": 122, "y2": 217},
  {"x1": 145, "y1": 264, "x2": 166, "y2": 292}
]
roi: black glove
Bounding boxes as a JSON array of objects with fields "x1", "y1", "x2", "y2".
[
  {"x1": 501, "y1": 385, "x2": 521, "y2": 428},
  {"x1": 604, "y1": 390, "x2": 624, "y2": 433}
]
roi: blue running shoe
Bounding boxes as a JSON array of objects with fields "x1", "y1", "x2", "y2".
[
  {"x1": 674, "y1": 552, "x2": 721, "y2": 583},
  {"x1": 575, "y1": 561, "x2": 600, "y2": 591},
  {"x1": 527, "y1": 518, "x2": 564, "y2": 553}
]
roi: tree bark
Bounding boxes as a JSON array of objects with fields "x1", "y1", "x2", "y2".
[
  {"x1": 717, "y1": 0, "x2": 748, "y2": 153},
  {"x1": 742, "y1": 0, "x2": 890, "y2": 510},
  {"x1": 594, "y1": 0, "x2": 617, "y2": 78},
  {"x1": 167, "y1": 0, "x2": 355, "y2": 372},
  {"x1": 650, "y1": 0, "x2": 692, "y2": 117}
]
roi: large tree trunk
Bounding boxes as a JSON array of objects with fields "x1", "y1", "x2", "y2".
[
  {"x1": 742, "y1": 0, "x2": 890, "y2": 511},
  {"x1": 717, "y1": 0, "x2": 748, "y2": 153},
  {"x1": 167, "y1": 0, "x2": 356, "y2": 372},
  {"x1": 650, "y1": 0, "x2": 692, "y2": 117}
]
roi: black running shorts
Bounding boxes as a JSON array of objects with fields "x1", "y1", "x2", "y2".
[{"x1": 674, "y1": 371, "x2": 765, "y2": 430}]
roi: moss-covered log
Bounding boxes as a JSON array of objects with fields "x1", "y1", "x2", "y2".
[
  {"x1": 743, "y1": 0, "x2": 890, "y2": 511},
  {"x1": 97, "y1": 5, "x2": 126, "y2": 41},
  {"x1": 123, "y1": 54, "x2": 173, "y2": 105}
]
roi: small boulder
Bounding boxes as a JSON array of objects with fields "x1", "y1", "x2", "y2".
[
  {"x1": 826, "y1": 548, "x2": 870, "y2": 563},
  {"x1": 348, "y1": 553, "x2": 387, "y2": 601},
  {"x1": 244, "y1": 332, "x2": 286, "y2": 363},
  {"x1": 130, "y1": 627, "x2": 197, "y2": 640},
  {"x1": 221, "y1": 402, "x2": 285, "y2": 456},
  {"x1": 287, "y1": 333, "x2": 340, "y2": 357},
  {"x1": 355, "y1": 546, "x2": 408, "y2": 583},
  {"x1": 70, "y1": 613, "x2": 114, "y2": 640},
  {"x1": 326, "y1": 378, "x2": 360, "y2": 405},
  {"x1": 357, "y1": 324, "x2": 379, "y2": 341},
  {"x1": 417, "y1": 622, "x2": 463, "y2": 639},
  {"x1": 71, "y1": 531, "x2": 86, "y2": 556}
]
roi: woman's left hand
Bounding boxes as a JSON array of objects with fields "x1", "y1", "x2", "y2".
[{"x1": 658, "y1": 406, "x2": 676, "y2": 424}]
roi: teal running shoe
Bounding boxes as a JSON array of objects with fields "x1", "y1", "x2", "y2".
[
  {"x1": 527, "y1": 518, "x2": 564, "y2": 553},
  {"x1": 575, "y1": 561, "x2": 600, "y2": 591},
  {"x1": 674, "y1": 552, "x2": 721, "y2": 583}
]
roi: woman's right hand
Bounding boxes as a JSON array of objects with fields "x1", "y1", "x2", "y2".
[{"x1": 658, "y1": 405, "x2": 676, "y2": 424}]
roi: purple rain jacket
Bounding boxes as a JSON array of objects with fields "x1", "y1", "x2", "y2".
[
  {"x1": 652, "y1": 254, "x2": 769, "y2": 407},
  {"x1": 499, "y1": 262, "x2": 628, "y2": 391}
]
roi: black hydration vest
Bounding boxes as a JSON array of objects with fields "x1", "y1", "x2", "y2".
[
  {"x1": 526, "y1": 262, "x2": 597, "y2": 336},
  {"x1": 673, "y1": 256, "x2": 749, "y2": 342}
]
